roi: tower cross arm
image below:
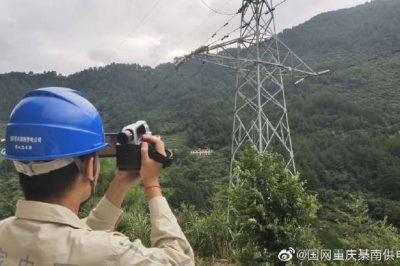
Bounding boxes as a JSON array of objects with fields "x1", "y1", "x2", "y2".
[
  {"x1": 176, "y1": 35, "x2": 330, "y2": 79},
  {"x1": 180, "y1": 51, "x2": 322, "y2": 78}
]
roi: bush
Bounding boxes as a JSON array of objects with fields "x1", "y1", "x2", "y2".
[{"x1": 228, "y1": 143, "x2": 320, "y2": 264}]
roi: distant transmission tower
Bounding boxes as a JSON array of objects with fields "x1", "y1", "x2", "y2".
[{"x1": 178, "y1": 0, "x2": 329, "y2": 185}]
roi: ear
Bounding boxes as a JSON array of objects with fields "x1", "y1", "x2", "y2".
[{"x1": 82, "y1": 155, "x2": 95, "y2": 181}]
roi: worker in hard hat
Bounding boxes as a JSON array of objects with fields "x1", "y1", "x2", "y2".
[{"x1": 0, "y1": 87, "x2": 194, "y2": 265}]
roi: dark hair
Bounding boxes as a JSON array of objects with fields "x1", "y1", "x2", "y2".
[
  {"x1": 19, "y1": 153, "x2": 97, "y2": 201},
  {"x1": 19, "y1": 162, "x2": 80, "y2": 201}
]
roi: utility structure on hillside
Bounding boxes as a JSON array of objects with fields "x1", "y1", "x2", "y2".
[{"x1": 178, "y1": 0, "x2": 329, "y2": 185}]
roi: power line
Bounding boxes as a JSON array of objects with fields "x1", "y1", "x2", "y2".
[
  {"x1": 117, "y1": 0, "x2": 162, "y2": 49},
  {"x1": 134, "y1": 1, "x2": 161, "y2": 32},
  {"x1": 155, "y1": 1, "x2": 239, "y2": 88},
  {"x1": 104, "y1": 0, "x2": 162, "y2": 64},
  {"x1": 273, "y1": 0, "x2": 289, "y2": 9},
  {"x1": 204, "y1": 14, "x2": 239, "y2": 46},
  {"x1": 200, "y1": 0, "x2": 236, "y2": 16}
]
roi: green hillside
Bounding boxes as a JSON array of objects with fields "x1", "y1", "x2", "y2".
[
  {"x1": 281, "y1": 0, "x2": 400, "y2": 66},
  {"x1": 1, "y1": 0, "x2": 400, "y2": 264}
]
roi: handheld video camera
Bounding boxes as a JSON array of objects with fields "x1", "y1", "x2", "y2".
[{"x1": 99, "y1": 121, "x2": 173, "y2": 171}]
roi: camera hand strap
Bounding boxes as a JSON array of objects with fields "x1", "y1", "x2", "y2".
[{"x1": 148, "y1": 144, "x2": 173, "y2": 168}]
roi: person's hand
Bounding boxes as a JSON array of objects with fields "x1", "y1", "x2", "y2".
[
  {"x1": 105, "y1": 171, "x2": 141, "y2": 208},
  {"x1": 115, "y1": 170, "x2": 141, "y2": 188},
  {"x1": 140, "y1": 134, "x2": 165, "y2": 187}
]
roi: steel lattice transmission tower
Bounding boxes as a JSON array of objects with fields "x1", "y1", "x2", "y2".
[{"x1": 178, "y1": 0, "x2": 329, "y2": 185}]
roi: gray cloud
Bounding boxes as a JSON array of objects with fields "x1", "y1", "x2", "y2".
[{"x1": 0, "y1": 0, "x2": 369, "y2": 74}]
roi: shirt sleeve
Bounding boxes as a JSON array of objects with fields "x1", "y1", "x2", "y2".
[
  {"x1": 82, "y1": 196, "x2": 123, "y2": 231},
  {"x1": 111, "y1": 196, "x2": 195, "y2": 265}
]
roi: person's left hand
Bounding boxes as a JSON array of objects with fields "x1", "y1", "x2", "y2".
[
  {"x1": 105, "y1": 171, "x2": 141, "y2": 208},
  {"x1": 115, "y1": 170, "x2": 141, "y2": 189}
]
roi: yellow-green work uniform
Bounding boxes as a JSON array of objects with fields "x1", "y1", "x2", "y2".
[{"x1": 0, "y1": 196, "x2": 194, "y2": 266}]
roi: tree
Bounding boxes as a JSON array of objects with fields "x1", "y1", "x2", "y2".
[{"x1": 228, "y1": 143, "x2": 320, "y2": 264}]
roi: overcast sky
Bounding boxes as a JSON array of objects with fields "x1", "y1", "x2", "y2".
[{"x1": 0, "y1": 0, "x2": 369, "y2": 75}]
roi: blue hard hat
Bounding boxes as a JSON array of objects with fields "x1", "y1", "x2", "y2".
[{"x1": 4, "y1": 87, "x2": 107, "y2": 161}]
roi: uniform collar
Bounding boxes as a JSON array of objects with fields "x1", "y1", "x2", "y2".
[{"x1": 15, "y1": 200, "x2": 91, "y2": 230}]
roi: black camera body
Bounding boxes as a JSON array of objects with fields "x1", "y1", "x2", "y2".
[{"x1": 116, "y1": 121, "x2": 172, "y2": 171}]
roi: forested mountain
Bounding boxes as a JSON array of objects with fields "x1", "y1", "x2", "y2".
[
  {"x1": 1, "y1": 0, "x2": 400, "y2": 264},
  {"x1": 281, "y1": 0, "x2": 400, "y2": 66}
]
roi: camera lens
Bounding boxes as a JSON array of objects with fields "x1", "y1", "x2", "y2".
[
  {"x1": 137, "y1": 125, "x2": 146, "y2": 137},
  {"x1": 117, "y1": 131, "x2": 131, "y2": 144}
]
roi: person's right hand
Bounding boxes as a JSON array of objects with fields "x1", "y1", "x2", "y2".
[{"x1": 139, "y1": 134, "x2": 166, "y2": 187}]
